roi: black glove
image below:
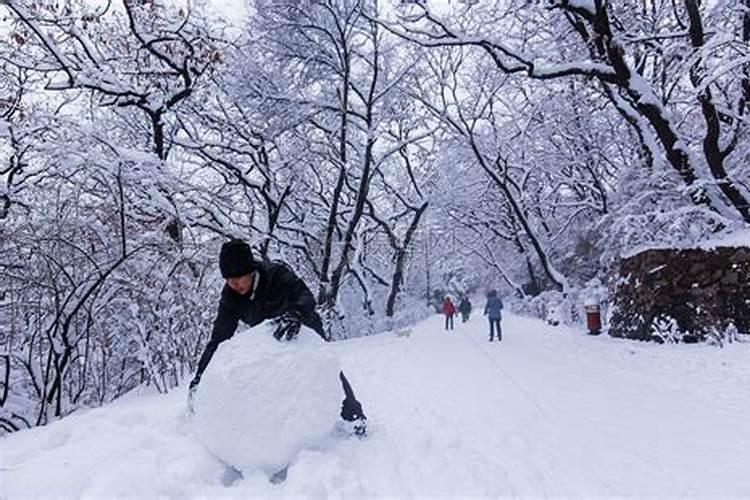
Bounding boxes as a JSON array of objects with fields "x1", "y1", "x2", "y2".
[{"x1": 272, "y1": 310, "x2": 302, "y2": 341}]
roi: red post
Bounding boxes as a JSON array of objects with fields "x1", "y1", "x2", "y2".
[{"x1": 585, "y1": 302, "x2": 601, "y2": 335}]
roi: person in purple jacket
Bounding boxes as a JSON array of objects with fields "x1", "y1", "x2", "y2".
[{"x1": 483, "y1": 290, "x2": 504, "y2": 342}]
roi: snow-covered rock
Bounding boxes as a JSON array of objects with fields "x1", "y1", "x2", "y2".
[{"x1": 192, "y1": 325, "x2": 341, "y2": 473}]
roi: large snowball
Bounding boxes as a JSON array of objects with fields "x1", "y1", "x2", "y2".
[{"x1": 192, "y1": 324, "x2": 342, "y2": 473}]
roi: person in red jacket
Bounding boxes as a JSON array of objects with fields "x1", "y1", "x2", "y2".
[{"x1": 442, "y1": 296, "x2": 456, "y2": 331}]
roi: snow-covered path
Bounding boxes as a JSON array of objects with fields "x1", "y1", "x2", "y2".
[
  {"x1": 337, "y1": 314, "x2": 750, "y2": 497},
  {"x1": 3, "y1": 312, "x2": 750, "y2": 498}
]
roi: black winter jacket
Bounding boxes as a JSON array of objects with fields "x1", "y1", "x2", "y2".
[{"x1": 194, "y1": 260, "x2": 327, "y2": 379}]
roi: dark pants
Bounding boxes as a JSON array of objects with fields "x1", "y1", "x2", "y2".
[
  {"x1": 445, "y1": 314, "x2": 454, "y2": 330},
  {"x1": 489, "y1": 318, "x2": 502, "y2": 341},
  {"x1": 461, "y1": 312, "x2": 469, "y2": 323},
  {"x1": 339, "y1": 371, "x2": 366, "y2": 421}
]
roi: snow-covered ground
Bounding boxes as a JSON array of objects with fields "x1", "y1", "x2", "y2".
[{"x1": 3, "y1": 312, "x2": 750, "y2": 498}]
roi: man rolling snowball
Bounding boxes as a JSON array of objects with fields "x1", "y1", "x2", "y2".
[{"x1": 189, "y1": 239, "x2": 367, "y2": 439}]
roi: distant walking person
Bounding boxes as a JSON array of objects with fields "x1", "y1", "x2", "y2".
[
  {"x1": 442, "y1": 296, "x2": 456, "y2": 330},
  {"x1": 484, "y1": 290, "x2": 504, "y2": 342},
  {"x1": 458, "y1": 295, "x2": 472, "y2": 323}
]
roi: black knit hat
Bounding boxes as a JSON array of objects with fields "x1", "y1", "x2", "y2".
[{"x1": 219, "y1": 239, "x2": 255, "y2": 278}]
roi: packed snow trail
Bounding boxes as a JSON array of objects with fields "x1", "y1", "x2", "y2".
[{"x1": 2, "y1": 312, "x2": 750, "y2": 498}]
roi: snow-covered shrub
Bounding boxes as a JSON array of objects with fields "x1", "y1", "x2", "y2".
[{"x1": 508, "y1": 281, "x2": 609, "y2": 331}]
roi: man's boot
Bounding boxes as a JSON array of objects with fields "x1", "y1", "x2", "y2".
[{"x1": 340, "y1": 397, "x2": 367, "y2": 437}]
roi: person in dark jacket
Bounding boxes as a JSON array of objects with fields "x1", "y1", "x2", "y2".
[
  {"x1": 483, "y1": 290, "x2": 504, "y2": 342},
  {"x1": 458, "y1": 295, "x2": 472, "y2": 323},
  {"x1": 190, "y1": 239, "x2": 366, "y2": 435},
  {"x1": 442, "y1": 296, "x2": 456, "y2": 330}
]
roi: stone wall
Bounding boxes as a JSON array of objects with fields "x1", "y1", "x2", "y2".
[{"x1": 609, "y1": 246, "x2": 750, "y2": 342}]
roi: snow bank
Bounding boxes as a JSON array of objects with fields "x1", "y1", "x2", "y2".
[
  {"x1": 697, "y1": 228, "x2": 750, "y2": 250},
  {"x1": 4, "y1": 313, "x2": 750, "y2": 497},
  {"x1": 192, "y1": 325, "x2": 342, "y2": 474},
  {"x1": 623, "y1": 228, "x2": 750, "y2": 258}
]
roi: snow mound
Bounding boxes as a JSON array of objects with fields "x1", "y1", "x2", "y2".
[{"x1": 192, "y1": 324, "x2": 342, "y2": 473}]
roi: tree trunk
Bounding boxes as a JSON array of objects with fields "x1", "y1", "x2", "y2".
[{"x1": 385, "y1": 202, "x2": 428, "y2": 316}]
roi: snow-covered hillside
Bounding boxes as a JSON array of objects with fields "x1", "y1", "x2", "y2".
[{"x1": 2, "y1": 312, "x2": 749, "y2": 498}]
